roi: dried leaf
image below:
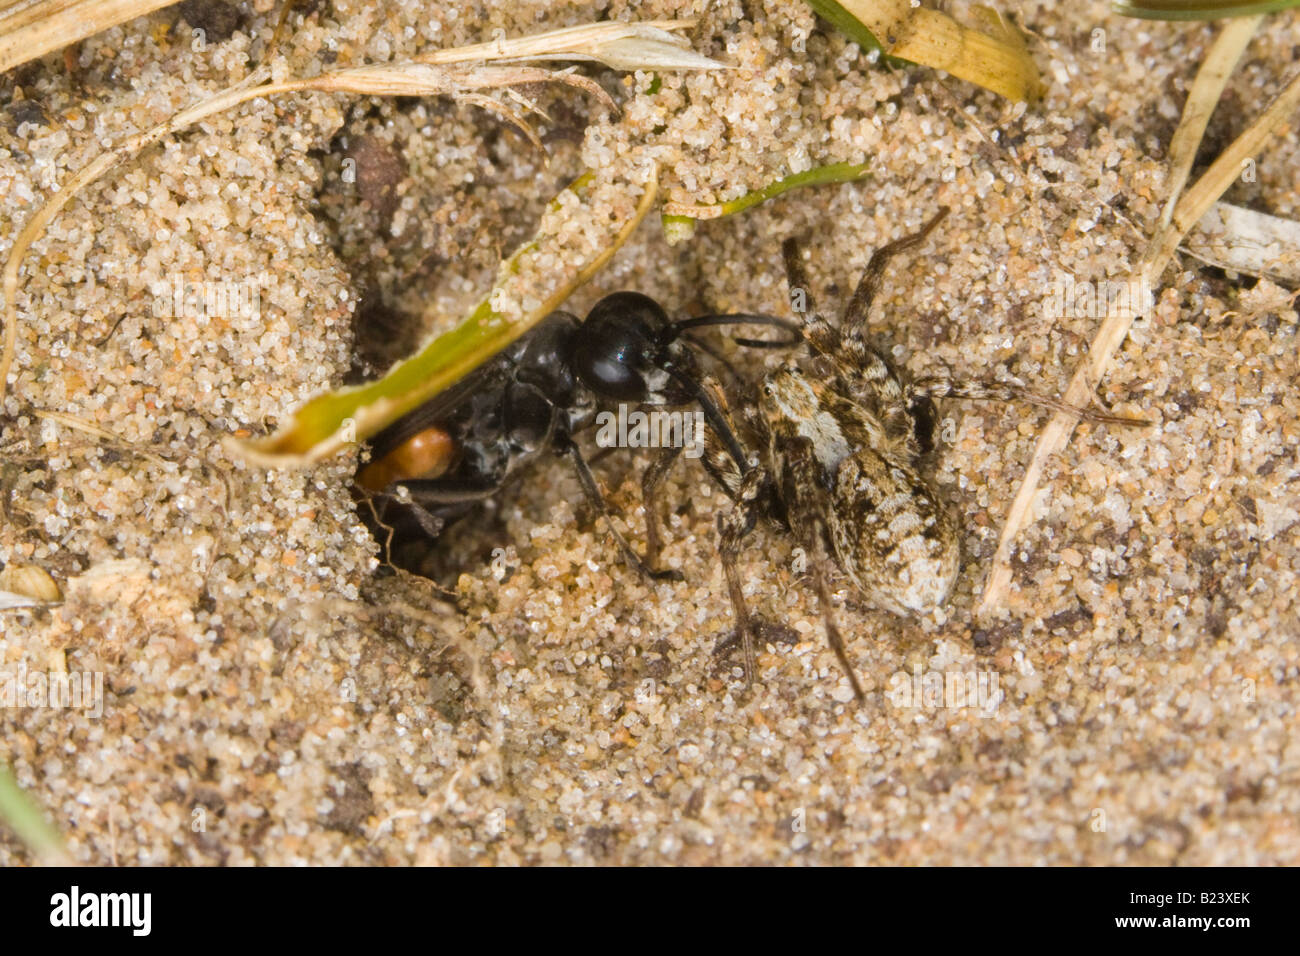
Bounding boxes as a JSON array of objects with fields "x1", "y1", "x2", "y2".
[
  {"x1": 0, "y1": 563, "x2": 61, "y2": 605},
  {"x1": 804, "y1": 0, "x2": 1043, "y2": 102},
  {"x1": 416, "y1": 19, "x2": 725, "y2": 71},
  {"x1": 0, "y1": 0, "x2": 179, "y2": 73},
  {"x1": 1187, "y1": 202, "x2": 1300, "y2": 280}
]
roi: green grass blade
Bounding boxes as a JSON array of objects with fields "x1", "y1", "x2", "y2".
[
  {"x1": 1113, "y1": 0, "x2": 1299, "y2": 19},
  {"x1": 661, "y1": 161, "x2": 871, "y2": 241},
  {"x1": 804, "y1": 0, "x2": 1043, "y2": 101},
  {"x1": 230, "y1": 171, "x2": 657, "y2": 466},
  {"x1": 0, "y1": 762, "x2": 68, "y2": 864}
]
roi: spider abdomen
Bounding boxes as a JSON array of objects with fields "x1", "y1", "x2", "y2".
[{"x1": 829, "y1": 451, "x2": 959, "y2": 616}]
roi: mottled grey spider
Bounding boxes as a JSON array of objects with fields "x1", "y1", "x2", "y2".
[{"x1": 646, "y1": 208, "x2": 1142, "y2": 702}]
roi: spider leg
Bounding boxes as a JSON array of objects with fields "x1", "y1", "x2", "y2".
[
  {"x1": 675, "y1": 375, "x2": 774, "y2": 690},
  {"x1": 779, "y1": 436, "x2": 868, "y2": 703},
  {"x1": 843, "y1": 207, "x2": 949, "y2": 331},
  {"x1": 718, "y1": 467, "x2": 767, "y2": 690},
  {"x1": 808, "y1": 549, "x2": 867, "y2": 704},
  {"x1": 910, "y1": 374, "x2": 1148, "y2": 427},
  {"x1": 782, "y1": 237, "x2": 843, "y2": 357},
  {"x1": 782, "y1": 236, "x2": 818, "y2": 319}
]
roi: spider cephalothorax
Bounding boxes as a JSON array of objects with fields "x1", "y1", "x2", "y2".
[{"x1": 756, "y1": 361, "x2": 960, "y2": 620}]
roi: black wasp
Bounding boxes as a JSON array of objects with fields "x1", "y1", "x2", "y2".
[{"x1": 355, "y1": 292, "x2": 792, "y2": 578}]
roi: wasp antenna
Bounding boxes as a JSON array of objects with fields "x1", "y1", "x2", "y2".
[{"x1": 666, "y1": 312, "x2": 802, "y2": 346}]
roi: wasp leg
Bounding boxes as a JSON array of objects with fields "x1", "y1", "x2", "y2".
[
  {"x1": 394, "y1": 477, "x2": 509, "y2": 506},
  {"x1": 356, "y1": 476, "x2": 507, "y2": 576},
  {"x1": 383, "y1": 476, "x2": 510, "y2": 544},
  {"x1": 779, "y1": 436, "x2": 867, "y2": 704},
  {"x1": 843, "y1": 207, "x2": 949, "y2": 331},
  {"x1": 356, "y1": 492, "x2": 401, "y2": 568},
  {"x1": 642, "y1": 443, "x2": 684, "y2": 571},
  {"x1": 556, "y1": 433, "x2": 684, "y2": 583}
]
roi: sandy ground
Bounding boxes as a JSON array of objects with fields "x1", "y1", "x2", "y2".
[{"x1": 1, "y1": 0, "x2": 1298, "y2": 864}]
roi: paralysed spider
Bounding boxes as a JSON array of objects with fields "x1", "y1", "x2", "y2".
[{"x1": 669, "y1": 208, "x2": 1143, "y2": 702}]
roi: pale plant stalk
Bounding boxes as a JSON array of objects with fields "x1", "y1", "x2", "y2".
[
  {"x1": 1160, "y1": 14, "x2": 1264, "y2": 229},
  {"x1": 0, "y1": 0, "x2": 179, "y2": 73},
  {"x1": 979, "y1": 16, "x2": 1300, "y2": 614}
]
